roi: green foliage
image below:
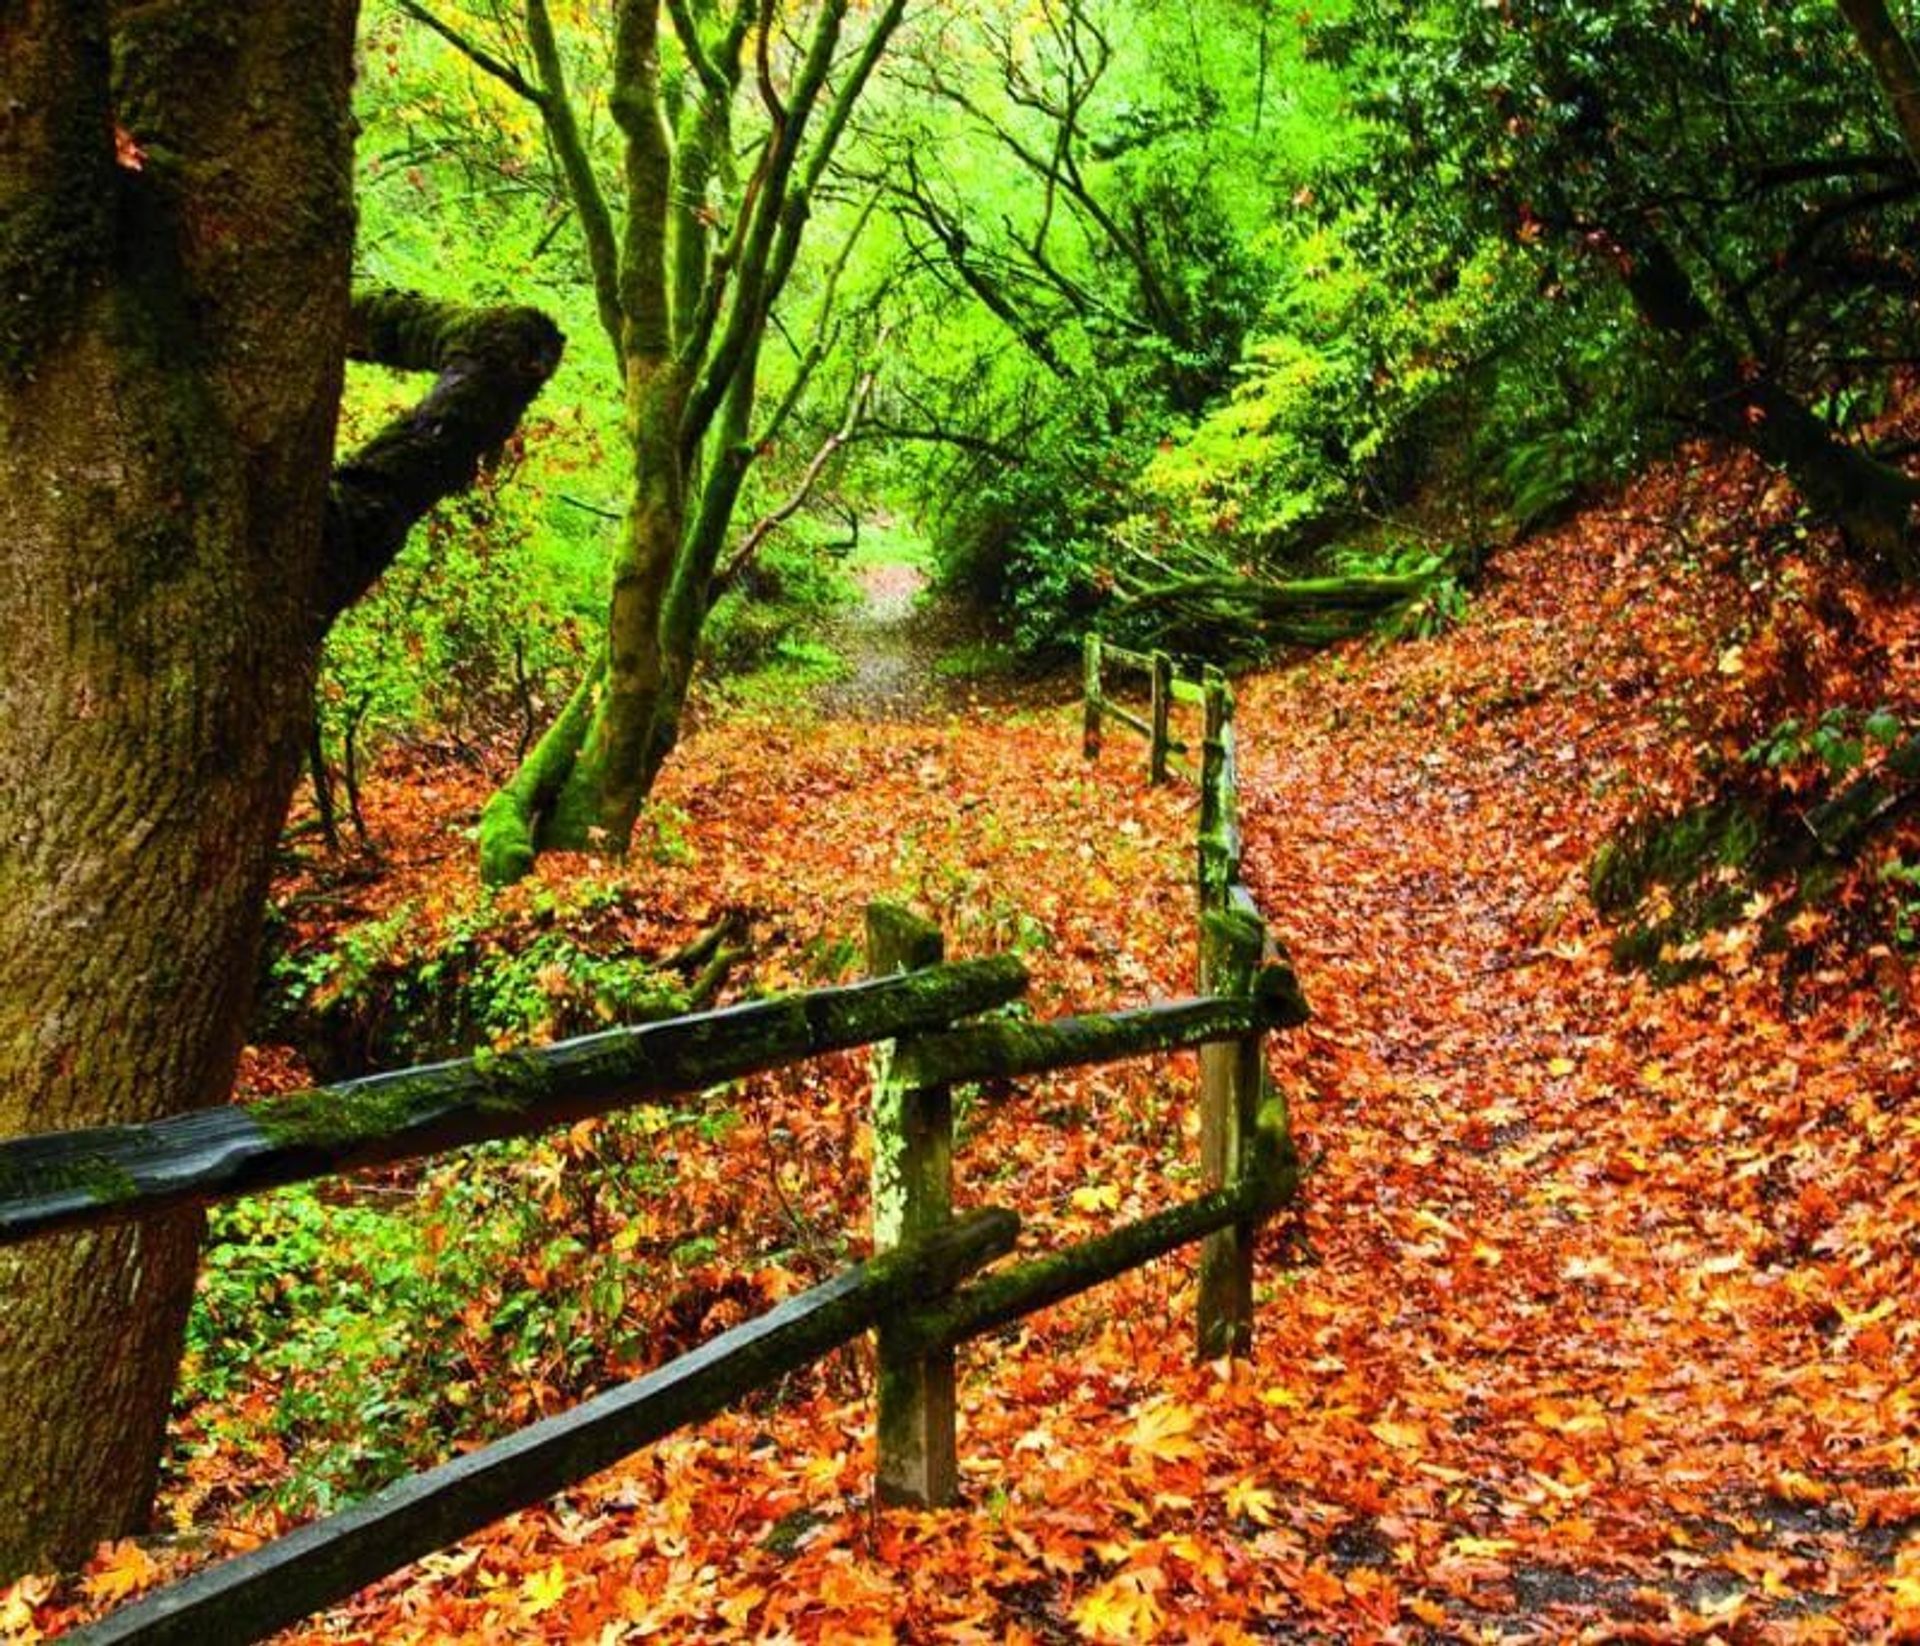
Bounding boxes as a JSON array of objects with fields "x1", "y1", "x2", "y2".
[
  {"x1": 1880, "y1": 856, "x2": 1920, "y2": 950},
  {"x1": 1310, "y1": 0, "x2": 1920, "y2": 515},
  {"x1": 700, "y1": 529, "x2": 857, "y2": 679},
  {"x1": 938, "y1": 419, "x2": 1157, "y2": 657},
  {"x1": 177, "y1": 1106, "x2": 715, "y2": 1514},
  {"x1": 317, "y1": 453, "x2": 585, "y2": 780},
  {"x1": 1746, "y1": 705, "x2": 1908, "y2": 782},
  {"x1": 263, "y1": 879, "x2": 695, "y2": 1074}
]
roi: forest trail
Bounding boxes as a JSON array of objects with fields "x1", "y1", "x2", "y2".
[
  {"x1": 810, "y1": 559, "x2": 951, "y2": 719},
  {"x1": 1224, "y1": 481, "x2": 1920, "y2": 1633},
  {"x1": 808, "y1": 557, "x2": 1055, "y2": 721},
  {"x1": 89, "y1": 464, "x2": 1916, "y2": 1644}
]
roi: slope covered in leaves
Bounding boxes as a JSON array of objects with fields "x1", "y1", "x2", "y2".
[{"x1": 11, "y1": 443, "x2": 1920, "y2": 1643}]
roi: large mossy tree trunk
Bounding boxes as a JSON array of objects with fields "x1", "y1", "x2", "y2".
[
  {"x1": 0, "y1": 1, "x2": 560, "y2": 1579},
  {"x1": 473, "y1": 0, "x2": 905, "y2": 885},
  {"x1": 0, "y1": 2, "x2": 356, "y2": 1578}
]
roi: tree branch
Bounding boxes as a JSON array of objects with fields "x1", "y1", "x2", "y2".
[
  {"x1": 753, "y1": 187, "x2": 879, "y2": 448},
  {"x1": 679, "y1": 0, "x2": 851, "y2": 453},
  {"x1": 321, "y1": 290, "x2": 564, "y2": 624},
  {"x1": 523, "y1": 0, "x2": 626, "y2": 362},
  {"x1": 1837, "y1": 0, "x2": 1920, "y2": 169},
  {"x1": 393, "y1": 0, "x2": 545, "y2": 105},
  {"x1": 612, "y1": 0, "x2": 674, "y2": 361},
  {"x1": 664, "y1": 0, "x2": 727, "y2": 101},
  {"x1": 716, "y1": 356, "x2": 880, "y2": 594}
]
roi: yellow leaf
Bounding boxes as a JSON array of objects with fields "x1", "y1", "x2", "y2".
[
  {"x1": 1773, "y1": 1469, "x2": 1831, "y2": 1506},
  {"x1": 0, "y1": 1575, "x2": 51, "y2": 1642},
  {"x1": 1071, "y1": 1182, "x2": 1120, "y2": 1214},
  {"x1": 1547, "y1": 1056, "x2": 1577, "y2": 1077},
  {"x1": 716, "y1": 1585, "x2": 765, "y2": 1627},
  {"x1": 1125, "y1": 1398, "x2": 1202, "y2": 1463},
  {"x1": 1890, "y1": 1539, "x2": 1920, "y2": 1640},
  {"x1": 1223, "y1": 1477, "x2": 1278, "y2": 1526},
  {"x1": 1072, "y1": 1571, "x2": 1163, "y2": 1642},
  {"x1": 520, "y1": 1559, "x2": 569, "y2": 1616},
  {"x1": 80, "y1": 1542, "x2": 161, "y2": 1606}
]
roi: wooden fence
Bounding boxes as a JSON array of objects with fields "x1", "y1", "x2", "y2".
[
  {"x1": 5, "y1": 700, "x2": 1308, "y2": 1644},
  {"x1": 1083, "y1": 634, "x2": 1249, "y2": 915}
]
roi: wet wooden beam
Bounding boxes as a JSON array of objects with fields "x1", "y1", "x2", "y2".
[
  {"x1": 0, "y1": 958, "x2": 1028, "y2": 1246},
  {"x1": 71, "y1": 1210, "x2": 1020, "y2": 1646}
]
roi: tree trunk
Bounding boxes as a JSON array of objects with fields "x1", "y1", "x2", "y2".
[
  {"x1": 1837, "y1": 0, "x2": 1920, "y2": 168},
  {"x1": 1620, "y1": 228, "x2": 1920, "y2": 580},
  {"x1": 473, "y1": 0, "x2": 909, "y2": 884},
  {"x1": 547, "y1": 367, "x2": 691, "y2": 850},
  {"x1": 0, "y1": 2, "x2": 359, "y2": 1575},
  {"x1": 0, "y1": 4, "x2": 561, "y2": 1576}
]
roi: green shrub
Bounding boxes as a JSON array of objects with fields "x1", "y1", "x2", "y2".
[{"x1": 176, "y1": 1102, "x2": 722, "y2": 1514}]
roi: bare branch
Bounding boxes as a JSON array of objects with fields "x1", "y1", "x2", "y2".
[
  {"x1": 717, "y1": 353, "x2": 882, "y2": 594},
  {"x1": 394, "y1": 0, "x2": 545, "y2": 105}
]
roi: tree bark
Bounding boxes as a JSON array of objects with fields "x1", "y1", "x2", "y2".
[
  {"x1": 0, "y1": 6, "x2": 560, "y2": 1577},
  {"x1": 0, "y1": 1, "x2": 358, "y2": 1575}
]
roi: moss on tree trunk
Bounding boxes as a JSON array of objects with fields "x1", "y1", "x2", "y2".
[{"x1": 0, "y1": 5, "x2": 561, "y2": 1576}]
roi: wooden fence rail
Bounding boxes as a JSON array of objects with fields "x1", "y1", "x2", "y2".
[
  {"x1": 0, "y1": 958, "x2": 1028, "y2": 1247},
  {"x1": 1083, "y1": 634, "x2": 1250, "y2": 909},
  {"x1": 1083, "y1": 635, "x2": 1202, "y2": 785},
  {"x1": 75, "y1": 1213, "x2": 1020, "y2": 1646},
  {"x1": 1082, "y1": 631, "x2": 1304, "y2": 1350}
]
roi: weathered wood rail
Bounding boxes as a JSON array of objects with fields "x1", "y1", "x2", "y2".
[
  {"x1": 1084, "y1": 631, "x2": 1303, "y2": 1352},
  {"x1": 1082, "y1": 635, "x2": 1205, "y2": 785},
  {"x1": 1083, "y1": 633, "x2": 1253, "y2": 912},
  {"x1": 12, "y1": 876, "x2": 1307, "y2": 1643}
]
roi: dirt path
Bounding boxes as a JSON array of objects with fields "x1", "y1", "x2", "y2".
[
  {"x1": 1229, "y1": 513, "x2": 1920, "y2": 1636},
  {"x1": 809, "y1": 559, "x2": 1066, "y2": 721}
]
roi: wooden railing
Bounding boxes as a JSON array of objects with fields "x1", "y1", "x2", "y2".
[
  {"x1": 1082, "y1": 634, "x2": 1248, "y2": 915},
  {"x1": 1082, "y1": 635, "x2": 1203, "y2": 785},
  {"x1": 8, "y1": 886, "x2": 1306, "y2": 1644}
]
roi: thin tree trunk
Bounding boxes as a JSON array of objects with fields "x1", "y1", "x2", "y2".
[
  {"x1": 475, "y1": 0, "x2": 909, "y2": 881},
  {"x1": 1838, "y1": 0, "x2": 1920, "y2": 167}
]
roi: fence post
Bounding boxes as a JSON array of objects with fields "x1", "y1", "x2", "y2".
[
  {"x1": 1198, "y1": 669, "x2": 1235, "y2": 909},
  {"x1": 867, "y1": 903, "x2": 959, "y2": 1507},
  {"x1": 1149, "y1": 650, "x2": 1173, "y2": 785},
  {"x1": 1082, "y1": 633, "x2": 1103, "y2": 760},
  {"x1": 1196, "y1": 905, "x2": 1265, "y2": 1360}
]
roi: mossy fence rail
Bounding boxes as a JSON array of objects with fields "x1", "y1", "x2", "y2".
[
  {"x1": 1082, "y1": 634, "x2": 1249, "y2": 913},
  {"x1": 1, "y1": 690, "x2": 1306, "y2": 1644}
]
